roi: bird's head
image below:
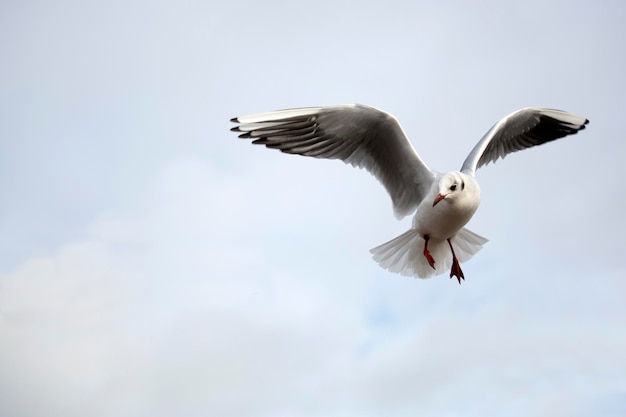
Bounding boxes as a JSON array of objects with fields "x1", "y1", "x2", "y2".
[{"x1": 433, "y1": 172, "x2": 466, "y2": 206}]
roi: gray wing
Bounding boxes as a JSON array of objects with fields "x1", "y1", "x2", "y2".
[
  {"x1": 461, "y1": 108, "x2": 589, "y2": 177},
  {"x1": 231, "y1": 104, "x2": 437, "y2": 218}
]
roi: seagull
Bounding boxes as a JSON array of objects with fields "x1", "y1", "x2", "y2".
[{"x1": 230, "y1": 104, "x2": 588, "y2": 283}]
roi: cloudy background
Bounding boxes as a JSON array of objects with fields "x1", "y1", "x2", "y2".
[{"x1": 1, "y1": 1, "x2": 625, "y2": 416}]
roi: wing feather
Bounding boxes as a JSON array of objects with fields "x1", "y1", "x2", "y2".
[
  {"x1": 461, "y1": 108, "x2": 589, "y2": 176},
  {"x1": 231, "y1": 104, "x2": 436, "y2": 218}
]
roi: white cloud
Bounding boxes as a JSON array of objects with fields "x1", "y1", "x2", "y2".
[{"x1": 0, "y1": 242, "x2": 144, "y2": 417}]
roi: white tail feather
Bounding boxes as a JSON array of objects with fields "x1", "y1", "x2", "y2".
[
  {"x1": 370, "y1": 227, "x2": 488, "y2": 279},
  {"x1": 453, "y1": 228, "x2": 489, "y2": 263}
]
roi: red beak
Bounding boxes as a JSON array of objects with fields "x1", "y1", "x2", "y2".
[{"x1": 433, "y1": 193, "x2": 446, "y2": 206}]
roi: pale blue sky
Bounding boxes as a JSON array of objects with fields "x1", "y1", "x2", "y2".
[{"x1": 1, "y1": 1, "x2": 625, "y2": 416}]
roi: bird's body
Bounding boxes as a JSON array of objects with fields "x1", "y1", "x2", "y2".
[
  {"x1": 370, "y1": 171, "x2": 483, "y2": 280},
  {"x1": 230, "y1": 104, "x2": 589, "y2": 283}
]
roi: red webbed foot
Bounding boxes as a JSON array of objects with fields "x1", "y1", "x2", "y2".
[
  {"x1": 447, "y1": 238, "x2": 465, "y2": 284},
  {"x1": 449, "y1": 257, "x2": 465, "y2": 284}
]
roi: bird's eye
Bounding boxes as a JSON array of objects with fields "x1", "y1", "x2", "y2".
[
  {"x1": 461, "y1": 181, "x2": 465, "y2": 190},
  {"x1": 450, "y1": 184, "x2": 457, "y2": 191}
]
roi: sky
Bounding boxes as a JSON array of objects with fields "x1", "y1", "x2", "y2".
[{"x1": 1, "y1": 0, "x2": 625, "y2": 416}]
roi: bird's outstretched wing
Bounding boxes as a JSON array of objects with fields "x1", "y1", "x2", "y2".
[
  {"x1": 231, "y1": 104, "x2": 437, "y2": 219},
  {"x1": 461, "y1": 108, "x2": 589, "y2": 176}
]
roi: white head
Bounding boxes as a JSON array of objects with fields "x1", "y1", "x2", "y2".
[{"x1": 433, "y1": 172, "x2": 466, "y2": 207}]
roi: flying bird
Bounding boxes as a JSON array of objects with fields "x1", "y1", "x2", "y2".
[{"x1": 230, "y1": 104, "x2": 588, "y2": 283}]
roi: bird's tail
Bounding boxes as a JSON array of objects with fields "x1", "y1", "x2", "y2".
[{"x1": 370, "y1": 227, "x2": 488, "y2": 278}]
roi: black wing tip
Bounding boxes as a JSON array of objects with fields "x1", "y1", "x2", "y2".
[
  {"x1": 251, "y1": 138, "x2": 269, "y2": 145},
  {"x1": 577, "y1": 118, "x2": 589, "y2": 131},
  {"x1": 230, "y1": 124, "x2": 253, "y2": 139},
  {"x1": 230, "y1": 116, "x2": 240, "y2": 123}
]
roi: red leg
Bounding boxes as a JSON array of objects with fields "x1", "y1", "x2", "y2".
[
  {"x1": 447, "y1": 238, "x2": 465, "y2": 284},
  {"x1": 423, "y1": 235, "x2": 436, "y2": 270}
]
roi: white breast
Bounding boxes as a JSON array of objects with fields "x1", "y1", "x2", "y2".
[{"x1": 413, "y1": 174, "x2": 481, "y2": 240}]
